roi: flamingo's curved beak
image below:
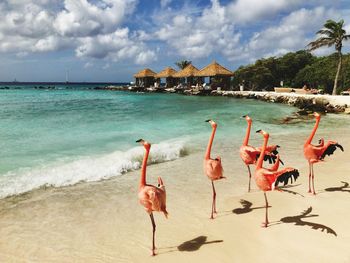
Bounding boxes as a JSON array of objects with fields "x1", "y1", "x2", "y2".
[
  {"x1": 157, "y1": 177, "x2": 164, "y2": 187},
  {"x1": 256, "y1": 129, "x2": 262, "y2": 133},
  {"x1": 242, "y1": 115, "x2": 247, "y2": 118},
  {"x1": 205, "y1": 119, "x2": 211, "y2": 122},
  {"x1": 136, "y1": 139, "x2": 143, "y2": 143}
]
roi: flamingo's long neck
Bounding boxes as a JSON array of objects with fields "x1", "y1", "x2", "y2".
[
  {"x1": 257, "y1": 135, "x2": 269, "y2": 169},
  {"x1": 305, "y1": 117, "x2": 320, "y2": 146},
  {"x1": 205, "y1": 126, "x2": 216, "y2": 160},
  {"x1": 139, "y1": 146, "x2": 150, "y2": 188},
  {"x1": 243, "y1": 121, "x2": 252, "y2": 146}
]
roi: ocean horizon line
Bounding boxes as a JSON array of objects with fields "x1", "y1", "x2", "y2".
[{"x1": 0, "y1": 81, "x2": 130, "y2": 86}]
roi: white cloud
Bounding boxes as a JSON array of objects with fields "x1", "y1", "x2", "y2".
[
  {"x1": 226, "y1": 0, "x2": 303, "y2": 24},
  {"x1": 242, "y1": 7, "x2": 340, "y2": 60},
  {"x1": 155, "y1": 0, "x2": 241, "y2": 59},
  {"x1": 160, "y1": 0, "x2": 172, "y2": 9},
  {"x1": 53, "y1": 0, "x2": 137, "y2": 37},
  {"x1": 84, "y1": 62, "x2": 93, "y2": 68},
  {"x1": 0, "y1": 0, "x2": 157, "y2": 64},
  {"x1": 0, "y1": 0, "x2": 349, "y2": 71},
  {"x1": 76, "y1": 28, "x2": 157, "y2": 64}
]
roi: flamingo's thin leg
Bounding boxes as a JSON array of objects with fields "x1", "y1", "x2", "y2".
[
  {"x1": 262, "y1": 192, "x2": 269, "y2": 228},
  {"x1": 308, "y1": 163, "x2": 312, "y2": 193},
  {"x1": 211, "y1": 181, "x2": 217, "y2": 219},
  {"x1": 149, "y1": 213, "x2": 156, "y2": 256},
  {"x1": 247, "y1": 165, "x2": 252, "y2": 192},
  {"x1": 311, "y1": 164, "x2": 316, "y2": 195}
]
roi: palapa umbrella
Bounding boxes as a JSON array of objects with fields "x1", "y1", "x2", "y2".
[
  {"x1": 195, "y1": 61, "x2": 233, "y2": 77},
  {"x1": 196, "y1": 61, "x2": 233, "y2": 90},
  {"x1": 134, "y1": 68, "x2": 157, "y2": 88},
  {"x1": 173, "y1": 64, "x2": 199, "y2": 78},
  {"x1": 172, "y1": 64, "x2": 201, "y2": 87},
  {"x1": 155, "y1": 67, "x2": 178, "y2": 88}
]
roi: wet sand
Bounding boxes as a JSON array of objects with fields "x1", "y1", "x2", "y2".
[{"x1": 0, "y1": 127, "x2": 349, "y2": 263}]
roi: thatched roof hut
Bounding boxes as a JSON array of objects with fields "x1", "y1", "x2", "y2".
[
  {"x1": 134, "y1": 68, "x2": 157, "y2": 78},
  {"x1": 195, "y1": 61, "x2": 233, "y2": 77},
  {"x1": 134, "y1": 68, "x2": 157, "y2": 88},
  {"x1": 195, "y1": 61, "x2": 233, "y2": 90},
  {"x1": 173, "y1": 64, "x2": 199, "y2": 78},
  {"x1": 155, "y1": 67, "x2": 177, "y2": 78},
  {"x1": 172, "y1": 64, "x2": 201, "y2": 87},
  {"x1": 155, "y1": 67, "x2": 178, "y2": 88}
]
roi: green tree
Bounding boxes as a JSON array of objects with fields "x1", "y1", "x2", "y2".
[
  {"x1": 175, "y1": 60, "x2": 192, "y2": 70},
  {"x1": 307, "y1": 19, "x2": 350, "y2": 95},
  {"x1": 294, "y1": 55, "x2": 336, "y2": 92}
]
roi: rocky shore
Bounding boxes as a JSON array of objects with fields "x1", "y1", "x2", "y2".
[
  {"x1": 212, "y1": 90, "x2": 350, "y2": 114},
  {"x1": 97, "y1": 85, "x2": 350, "y2": 114}
]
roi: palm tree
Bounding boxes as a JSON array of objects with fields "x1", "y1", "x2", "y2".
[
  {"x1": 307, "y1": 19, "x2": 350, "y2": 95},
  {"x1": 175, "y1": 60, "x2": 192, "y2": 70}
]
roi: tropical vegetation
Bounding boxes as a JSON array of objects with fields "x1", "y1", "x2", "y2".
[
  {"x1": 232, "y1": 51, "x2": 350, "y2": 94},
  {"x1": 307, "y1": 19, "x2": 350, "y2": 95},
  {"x1": 175, "y1": 60, "x2": 192, "y2": 70},
  {"x1": 232, "y1": 19, "x2": 350, "y2": 94}
]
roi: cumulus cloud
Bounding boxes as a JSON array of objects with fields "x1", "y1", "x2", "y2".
[
  {"x1": 0, "y1": 0, "x2": 158, "y2": 64},
  {"x1": 0, "y1": 0, "x2": 349, "y2": 70},
  {"x1": 160, "y1": 0, "x2": 172, "y2": 9},
  {"x1": 226, "y1": 0, "x2": 303, "y2": 24},
  {"x1": 76, "y1": 28, "x2": 157, "y2": 64},
  {"x1": 155, "y1": 0, "x2": 241, "y2": 59},
  {"x1": 84, "y1": 62, "x2": 93, "y2": 68},
  {"x1": 243, "y1": 7, "x2": 340, "y2": 60},
  {"x1": 53, "y1": 0, "x2": 137, "y2": 37}
]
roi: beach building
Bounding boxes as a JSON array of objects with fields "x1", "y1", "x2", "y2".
[
  {"x1": 134, "y1": 68, "x2": 157, "y2": 88},
  {"x1": 196, "y1": 61, "x2": 234, "y2": 90},
  {"x1": 155, "y1": 67, "x2": 178, "y2": 88},
  {"x1": 172, "y1": 64, "x2": 202, "y2": 88}
]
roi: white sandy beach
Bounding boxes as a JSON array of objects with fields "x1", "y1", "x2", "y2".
[{"x1": 0, "y1": 123, "x2": 349, "y2": 263}]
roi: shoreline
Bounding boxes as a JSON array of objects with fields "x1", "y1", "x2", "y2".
[
  {"x1": 213, "y1": 90, "x2": 350, "y2": 114},
  {"x1": 98, "y1": 85, "x2": 350, "y2": 114}
]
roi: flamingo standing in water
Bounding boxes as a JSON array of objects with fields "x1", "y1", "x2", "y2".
[
  {"x1": 136, "y1": 139, "x2": 168, "y2": 256},
  {"x1": 240, "y1": 115, "x2": 282, "y2": 192},
  {"x1": 304, "y1": 112, "x2": 344, "y2": 195},
  {"x1": 255, "y1": 130, "x2": 299, "y2": 227},
  {"x1": 204, "y1": 120, "x2": 224, "y2": 219}
]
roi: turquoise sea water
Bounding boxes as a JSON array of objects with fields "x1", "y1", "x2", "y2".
[{"x1": 0, "y1": 86, "x2": 348, "y2": 198}]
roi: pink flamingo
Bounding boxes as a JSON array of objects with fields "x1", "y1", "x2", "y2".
[
  {"x1": 255, "y1": 130, "x2": 299, "y2": 227},
  {"x1": 304, "y1": 112, "x2": 344, "y2": 195},
  {"x1": 137, "y1": 139, "x2": 168, "y2": 256},
  {"x1": 204, "y1": 120, "x2": 224, "y2": 219},
  {"x1": 240, "y1": 115, "x2": 282, "y2": 192}
]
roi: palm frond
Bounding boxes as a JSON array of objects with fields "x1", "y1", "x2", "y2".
[{"x1": 307, "y1": 38, "x2": 334, "y2": 51}]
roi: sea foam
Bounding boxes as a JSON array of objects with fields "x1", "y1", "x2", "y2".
[{"x1": 0, "y1": 139, "x2": 189, "y2": 199}]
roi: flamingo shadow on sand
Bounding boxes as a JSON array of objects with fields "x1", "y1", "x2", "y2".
[
  {"x1": 157, "y1": 236, "x2": 223, "y2": 255},
  {"x1": 177, "y1": 236, "x2": 223, "y2": 252},
  {"x1": 232, "y1": 199, "x2": 270, "y2": 215},
  {"x1": 279, "y1": 184, "x2": 305, "y2": 197},
  {"x1": 272, "y1": 207, "x2": 337, "y2": 236},
  {"x1": 324, "y1": 181, "x2": 350, "y2": 193}
]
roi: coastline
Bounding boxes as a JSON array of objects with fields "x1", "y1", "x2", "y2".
[
  {"x1": 214, "y1": 91, "x2": 350, "y2": 114},
  {"x1": 0, "y1": 122, "x2": 349, "y2": 262},
  {"x1": 98, "y1": 85, "x2": 350, "y2": 114}
]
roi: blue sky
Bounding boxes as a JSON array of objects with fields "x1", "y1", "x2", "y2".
[{"x1": 0, "y1": 0, "x2": 349, "y2": 82}]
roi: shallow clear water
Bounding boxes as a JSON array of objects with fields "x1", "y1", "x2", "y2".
[{"x1": 0, "y1": 87, "x2": 348, "y2": 198}]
